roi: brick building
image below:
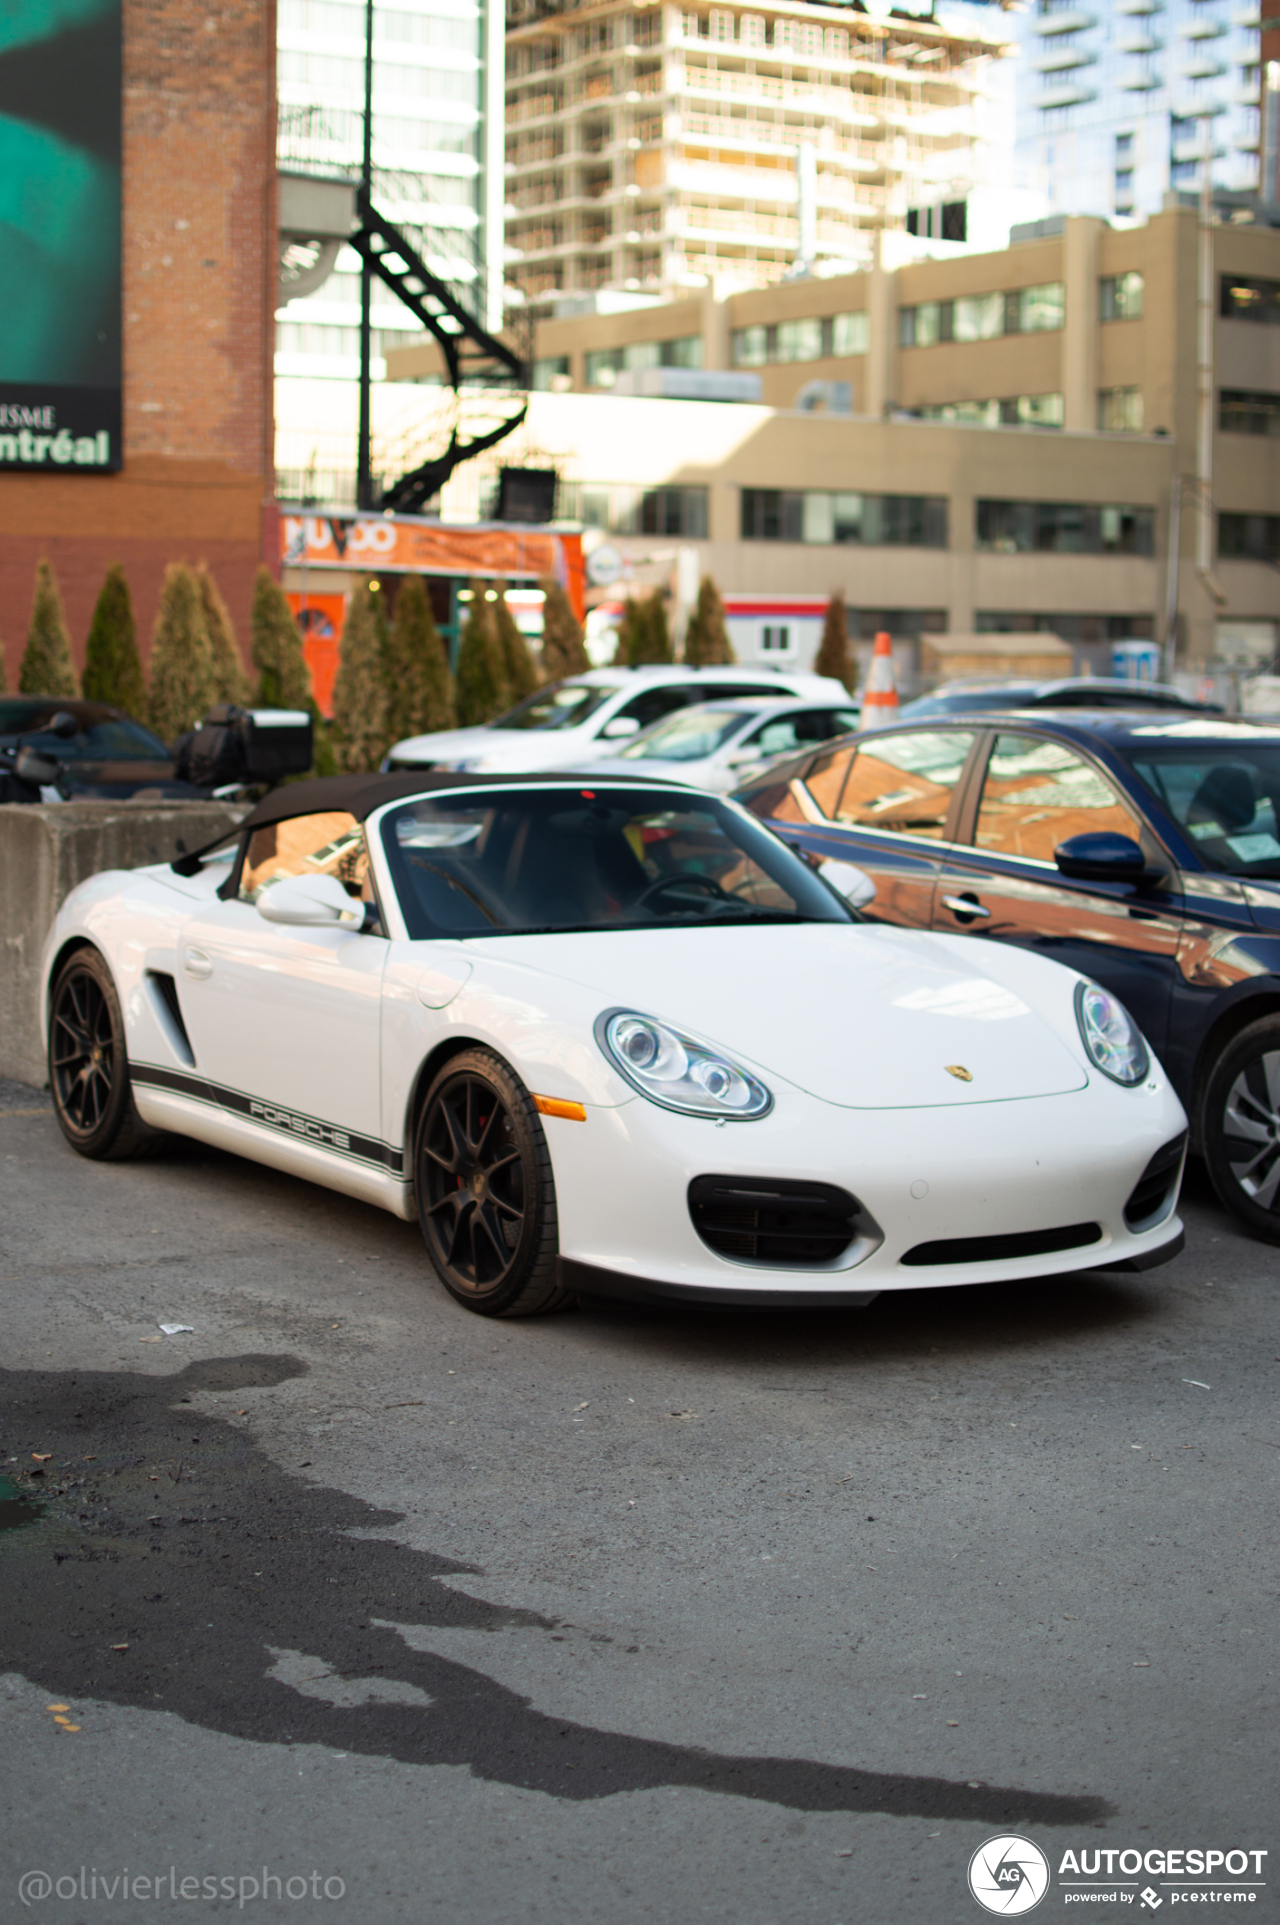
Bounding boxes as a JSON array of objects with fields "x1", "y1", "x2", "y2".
[{"x1": 0, "y1": 0, "x2": 277, "y2": 671}]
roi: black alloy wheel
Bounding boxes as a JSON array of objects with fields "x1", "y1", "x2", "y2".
[
  {"x1": 48, "y1": 948, "x2": 165, "y2": 1160},
  {"x1": 415, "y1": 1048, "x2": 568, "y2": 1315},
  {"x1": 1203, "y1": 1014, "x2": 1280, "y2": 1245}
]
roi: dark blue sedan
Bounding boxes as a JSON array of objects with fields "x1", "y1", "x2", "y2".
[{"x1": 736, "y1": 710, "x2": 1280, "y2": 1244}]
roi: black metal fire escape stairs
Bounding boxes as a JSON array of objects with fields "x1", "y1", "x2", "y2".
[{"x1": 346, "y1": 186, "x2": 528, "y2": 513}]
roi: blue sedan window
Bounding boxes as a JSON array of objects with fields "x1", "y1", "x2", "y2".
[
  {"x1": 976, "y1": 734, "x2": 1140, "y2": 863},
  {"x1": 1123, "y1": 740, "x2": 1280, "y2": 875}
]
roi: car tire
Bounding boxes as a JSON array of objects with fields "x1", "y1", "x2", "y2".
[
  {"x1": 414, "y1": 1047, "x2": 570, "y2": 1316},
  {"x1": 1202, "y1": 1014, "x2": 1280, "y2": 1244},
  {"x1": 48, "y1": 947, "x2": 168, "y2": 1161}
]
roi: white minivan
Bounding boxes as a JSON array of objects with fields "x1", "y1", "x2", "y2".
[{"x1": 383, "y1": 664, "x2": 852, "y2": 775}]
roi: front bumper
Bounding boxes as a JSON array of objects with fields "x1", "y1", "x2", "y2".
[{"x1": 544, "y1": 1071, "x2": 1188, "y2": 1302}]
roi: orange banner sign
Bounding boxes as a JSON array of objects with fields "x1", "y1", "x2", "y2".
[{"x1": 281, "y1": 514, "x2": 584, "y2": 619}]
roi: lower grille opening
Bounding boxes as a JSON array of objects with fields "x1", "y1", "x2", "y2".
[
  {"x1": 901, "y1": 1222, "x2": 1102, "y2": 1267},
  {"x1": 1124, "y1": 1131, "x2": 1187, "y2": 1230},
  {"x1": 689, "y1": 1175, "x2": 864, "y2": 1267}
]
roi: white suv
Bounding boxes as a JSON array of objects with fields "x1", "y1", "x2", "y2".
[{"x1": 383, "y1": 665, "x2": 852, "y2": 775}]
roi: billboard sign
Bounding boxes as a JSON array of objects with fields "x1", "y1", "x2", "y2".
[{"x1": 0, "y1": 0, "x2": 122, "y2": 473}]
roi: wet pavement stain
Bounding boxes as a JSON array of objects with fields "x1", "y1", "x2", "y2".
[
  {"x1": 0, "y1": 1357, "x2": 1110, "y2": 1826},
  {"x1": 0, "y1": 1474, "x2": 45, "y2": 1533}
]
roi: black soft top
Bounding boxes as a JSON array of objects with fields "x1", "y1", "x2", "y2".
[
  {"x1": 174, "y1": 770, "x2": 674, "y2": 873},
  {"x1": 234, "y1": 768, "x2": 667, "y2": 832}
]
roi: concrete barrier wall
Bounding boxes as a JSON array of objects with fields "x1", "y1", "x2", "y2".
[{"x1": 0, "y1": 802, "x2": 245, "y2": 1086}]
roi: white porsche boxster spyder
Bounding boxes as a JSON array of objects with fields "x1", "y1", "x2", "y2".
[{"x1": 41, "y1": 773, "x2": 1188, "y2": 1316}]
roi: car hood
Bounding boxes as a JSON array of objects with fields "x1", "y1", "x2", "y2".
[{"x1": 469, "y1": 923, "x2": 1089, "y2": 1109}]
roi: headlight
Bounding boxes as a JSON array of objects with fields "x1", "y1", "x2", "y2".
[
  {"x1": 1074, "y1": 980, "x2": 1149, "y2": 1086},
  {"x1": 596, "y1": 1009, "x2": 773, "y2": 1119}
]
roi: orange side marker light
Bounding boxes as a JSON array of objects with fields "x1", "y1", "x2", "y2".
[{"x1": 532, "y1": 1095, "x2": 587, "y2": 1122}]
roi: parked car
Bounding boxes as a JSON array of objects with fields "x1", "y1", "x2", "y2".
[
  {"x1": 897, "y1": 678, "x2": 1224, "y2": 721},
  {"x1": 576, "y1": 696, "x2": 862, "y2": 793},
  {"x1": 42, "y1": 770, "x2": 1184, "y2": 1317},
  {"x1": 0, "y1": 698, "x2": 203, "y2": 799},
  {"x1": 736, "y1": 710, "x2": 1280, "y2": 1242},
  {"x1": 383, "y1": 665, "x2": 851, "y2": 775}
]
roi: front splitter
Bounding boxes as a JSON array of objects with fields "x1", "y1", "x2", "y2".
[{"x1": 557, "y1": 1258, "x2": 880, "y2": 1310}]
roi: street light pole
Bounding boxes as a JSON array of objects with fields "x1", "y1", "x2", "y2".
[{"x1": 356, "y1": 0, "x2": 375, "y2": 510}]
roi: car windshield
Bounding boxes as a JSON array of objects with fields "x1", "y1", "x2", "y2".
[
  {"x1": 1119, "y1": 736, "x2": 1280, "y2": 877},
  {"x1": 898, "y1": 687, "x2": 1040, "y2": 719},
  {"x1": 0, "y1": 704, "x2": 170, "y2": 761},
  {"x1": 382, "y1": 785, "x2": 853, "y2": 938},
  {"x1": 488, "y1": 681, "x2": 623, "y2": 732},
  {"x1": 616, "y1": 707, "x2": 748, "y2": 762}
]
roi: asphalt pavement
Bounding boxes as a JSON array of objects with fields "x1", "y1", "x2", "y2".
[{"x1": 1, "y1": 1074, "x2": 1277, "y2": 1924}]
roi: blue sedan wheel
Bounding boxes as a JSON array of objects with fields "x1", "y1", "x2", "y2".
[{"x1": 1203, "y1": 1016, "x2": 1280, "y2": 1245}]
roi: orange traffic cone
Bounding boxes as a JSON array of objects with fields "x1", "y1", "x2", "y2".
[{"x1": 860, "y1": 630, "x2": 899, "y2": 730}]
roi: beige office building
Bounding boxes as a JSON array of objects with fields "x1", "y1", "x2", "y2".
[
  {"x1": 502, "y1": 0, "x2": 1003, "y2": 304},
  {"x1": 383, "y1": 203, "x2": 1280, "y2": 677}
]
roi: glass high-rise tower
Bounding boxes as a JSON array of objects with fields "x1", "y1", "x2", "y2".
[
  {"x1": 274, "y1": 0, "x2": 504, "y2": 501},
  {"x1": 1008, "y1": 0, "x2": 1263, "y2": 221}
]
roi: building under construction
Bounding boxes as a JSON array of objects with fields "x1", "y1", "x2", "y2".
[{"x1": 503, "y1": 0, "x2": 1006, "y2": 305}]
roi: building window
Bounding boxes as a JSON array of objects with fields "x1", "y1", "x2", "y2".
[
  {"x1": 1220, "y1": 389, "x2": 1280, "y2": 440},
  {"x1": 916, "y1": 394, "x2": 1063, "y2": 429},
  {"x1": 663, "y1": 335, "x2": 703, "y2": 369},
  {"x1": 1098, "y1": 387, "x2": 1144, "y2": 431},
  {"x1": 581, "y1": 485, "x2": 707, "y2": 537},
  {"x1": 899, "y1": 285, "x2": 1062, "y2": 347},
  {"x1": 1100, "y1": 272, "x2": 1144, "y2": 321},
  {"x1": 1219, "y1": 513, "x2": 1280, "y2": 561},
  {"x1": 1220, "y1": 390, "x2": 1280, "y2": 435},
  {"x1": 776, "y1": 317, "x2": 824, "y2": 362},
  {"x1": 532, "y1": 356, "x2": 570, "y2": 390},
  {"x1": 584, "y1": 337, "x2": 702, "y2": 386},
  {"x1": 761, "y1": 624, "x2": 791, "y2": 652},
  {"x1": 832, "y1": 311, "x2": 868, "y2": 355},
  {"x1": 976, "y1": 612, "x2": 1155, "y2": 643},
  {"x1": 1220, "y1": 275, "x2": 1280, "y2": 322},
  {"x1": 975, "y1": 501, "x2": 1155, "y2": 556},
  {"x1": 899, "y1": 301, "x2": 943, "y2": 347},
  {"x1": 906, "y1": 201, "x2": 967, "y2": 242},
  {"x1": 731, "y1": 315, "x2": 868, "y2": 365},
  {"x1": 741, "y1": 491, "x2": 947, "y2": 547},
  {"x1": 585, "y1": 348, "x2": 624, "y2": 387},
  {"x1": 851, "y1": 610, "x2": 947, "y2": 642},
  {"x1": 1006, "y1": 282, "x2": 1065, "y2": 333},
  {"x1": 951, "y1": 292, "x2": 1005, "y2": 342}
]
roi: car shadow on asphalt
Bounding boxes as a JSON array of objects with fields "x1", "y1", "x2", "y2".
[
  {"x1": 571, "y1": 1268, "x2": 1164, "y2": 1372},
  {"x1": 1, "y1": 1354, "x2": 1111, "y2": 1827}
]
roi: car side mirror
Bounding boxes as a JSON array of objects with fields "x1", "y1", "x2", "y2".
[
  {"x1": 1054, "y1": 833, "x2": 1147, "y2": 882},
  {"x1": 818, "y1": 858, "x2": 876, "y2": 908},
  {"x1": 256, "y1": 872, "x2": 365, "y2": 928},
  {"x1": 46, "y1": 711, "x2": 79, "y2": 739},
  {"x1": 601, "y1": 715, "x2": 641, "y2": 738}
]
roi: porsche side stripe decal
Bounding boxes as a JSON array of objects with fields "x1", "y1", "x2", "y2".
[{"x1": 130, "y1": 1065, "x2": 405, "y2": 1176}]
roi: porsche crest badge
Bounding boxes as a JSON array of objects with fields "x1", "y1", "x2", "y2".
[{"x1": 945, "y1": 1064, "x2": 973, "y2": 1082}]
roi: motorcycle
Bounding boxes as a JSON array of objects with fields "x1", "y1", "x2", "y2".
[{"x1": 0, "y1": 709, "x2": 77, "y2": 805}]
